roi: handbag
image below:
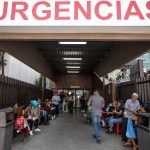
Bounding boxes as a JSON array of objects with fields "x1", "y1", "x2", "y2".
[{"x1": 126, "y1": 117, "x2": 136, "y2": 139}]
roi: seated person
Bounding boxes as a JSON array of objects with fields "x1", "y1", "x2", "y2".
[
  {"x1": 39, "y1": 99, "x2": 49, "y2": 125},
  {"x1": 106, "y1": 101, "x2": 124, "y2": 133},
  {"x1": 103, "y1": 101, "x2": 118, "y2": 128},
  {"x1": 22, "y1": 105, "x2": 34, "y2": 135},
  {"x1": 22, "y1": 101, "x2": 41, "y2": 135},
  {"x1": 45, "y1": 99, "x2": 56, "y2": 119},
  {"x1": 30, "y1": 100, "x2": 41, "y2": 132}
]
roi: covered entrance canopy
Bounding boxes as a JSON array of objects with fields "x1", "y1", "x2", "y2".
[
  {"x1": 0, "y1": 0, "x2": 150, "y2": 81},
  {"x1": 0, "y1": 40, "x2": 150, "y2": 81}
]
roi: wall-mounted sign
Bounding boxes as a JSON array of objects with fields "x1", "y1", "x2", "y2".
[{"x1": 0, "y1": 0, "x2": 150, "y2": 26}]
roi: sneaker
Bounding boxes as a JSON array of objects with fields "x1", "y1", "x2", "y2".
[
  {"x1": 35, "y1": 128, "x2": 41, "y2": 132},
  {"x1": 96, "y1": 139, "x2": 102, "y2": 143},
  {"x1": 93, "y1": 134, "x2": 96, "y2": 139},
  {"x1": 30, "y1": 131, "x2": 33, "y2": 135},
  {"x1": 106, "y1": 129, "x2": 113, "y2": 134}
]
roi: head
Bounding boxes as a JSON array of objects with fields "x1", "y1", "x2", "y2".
[
  {"x1": 131, "y1": 93, "x2": 139, "y2": 102},
  {"x1": 118, "y1": 100, "x2": 124, "y2": 107},
  {"x1": 54, "y1": 91, "x2": 58, "y2": 96},
  {"x1": 93, "y1": 90, "x2": 99, "y2": 96},
  {"x1": 37, "y1": 98, "x2": 41, "y2": 104},
  {"x1": 112, "y1": 101, "x2": 117, "y2": 107},
  {"x1": 31, "y1": 100, "x2": 39, "y2": 108},
  {"x1": 22, "y1": 105, "x2": 29, "y2": 112}
]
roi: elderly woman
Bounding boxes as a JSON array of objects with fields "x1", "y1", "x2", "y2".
[
  {"x1": 122, "y1": 93, "x2": 141, "y2": 142},
  {"x1": 122, "y1": 93, "x2": 141, "y2": 149}
]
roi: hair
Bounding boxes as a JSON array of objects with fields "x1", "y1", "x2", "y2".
[
  {"x1": 22, "y1": 105, "x2": 29, "y2": 110},
  {"x1": 132, "y1": 93, "x2": 139, "y2": 99}
]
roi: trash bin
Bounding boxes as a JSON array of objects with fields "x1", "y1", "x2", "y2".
[
  {"x1": 0, "y1": 108, "x2": 14, "y2": 150},
  {"x1": 137, "y1": 112, "x2": 150, "y2": 150}
]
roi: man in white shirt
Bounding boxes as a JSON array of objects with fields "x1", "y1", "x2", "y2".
[{"x1": 52, "y1": 91, "x2": 61, "y2": 116}]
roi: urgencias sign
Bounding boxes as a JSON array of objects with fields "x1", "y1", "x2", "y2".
[{"x1": 0, "y1": 0, "x2": 150, "y2": 26}]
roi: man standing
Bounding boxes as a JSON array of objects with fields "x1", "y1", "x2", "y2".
[
  {"x1": 88, "y1": 90, "x2": 104, "y2": 143},
  {"x1": 52, "y1": 91, "x2": 61, "y2": 116},
  {"x1": 59, "y1": 92, "x2": 65, "y2": 114}
]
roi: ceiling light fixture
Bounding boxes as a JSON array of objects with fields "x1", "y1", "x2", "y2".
[
  {"x1": 67, "y1": 71, "x2": 79, "y2": 74},
  {"x1": 66, "y1": 62, "x2": 81, "y2": 65},
  {"x1": 63, "y1": 58, "x2": 82, "y2": 61},
  {"x1": 59, "y1": 42, "x2": 87, "y2": 45},
  {"x1": 66, "y1": 66, "x2": 80, "y2": 69}
]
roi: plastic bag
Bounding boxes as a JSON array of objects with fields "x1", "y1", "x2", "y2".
[{"x1": 126, "y1": 117, "x2": 136, "y2": 139}]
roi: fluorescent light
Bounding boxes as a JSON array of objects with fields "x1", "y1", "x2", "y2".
[
  {"x1": 59, "y1": 42, "x2": 87, "y2": 45},
  {"x1": 63, "y1": 58, "x2": 82, "y2": 61},
  {"x1": 64, "y1": 51, "x2": 83, "y2": 55},
  {"x1": 66, "y1": 66, "x2": 80, "y2": 69},
  {"x1": 66, "y1": 62, "x2": 81, "y2": 65},
  {"x1": 67, "y1": 71, "x2": 79, "y2": 74}
]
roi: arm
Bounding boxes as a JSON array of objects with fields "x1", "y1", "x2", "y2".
[
  {"x1": 114, "y1": 109, "x2": 123, "y2": 115},
  {"x1": 87, "y1": 96, "x2": 91, "y2": 107},
  {"x1": 125, "y1": 100, "x2": 137, "y2": 114}
]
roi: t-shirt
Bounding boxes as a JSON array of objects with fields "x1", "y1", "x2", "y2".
[
  {"x1": 52, "y1": 96, "x2": 61, "y2": 105},
  {"x1": 89, "y1": 95, "x2": 104, "y2": 116},
  {"x1": 124, "y1": 99, "x2": 140, "y2": 116},
  {"x1": 114, "y1": 105, "x2": 124, "y2": 118}
]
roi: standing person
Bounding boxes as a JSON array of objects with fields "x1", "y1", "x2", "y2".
[
  {"x1": 68, "y1": 93, "x2": 74, "y2": 114},
  {"x1": 64, "y1": 93, "x2": 69, "y2": 112},
  {"x1": 122, "y1": 93, "x2": 140, "y2": 144},
  {"x1": 88, "y1": 90, "x2": 104, "y2": 143},
  {"x1": 59, "y1": 92, "x2": 65, "y2": 114},
  {"x1": 52, "y1": 91, "x2": 61, "y2": 116}
]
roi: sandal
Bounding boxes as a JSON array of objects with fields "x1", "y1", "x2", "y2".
[
  {"x1": 123, "y1": 142, "x2": 132, "y2": 147},
  {"x1": 133, "y1": 145, "x2": 138, "y2": 150}
]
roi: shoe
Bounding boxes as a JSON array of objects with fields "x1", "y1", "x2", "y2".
[
  {"x1": 106, "y1": 130, "x2": 113, "y2": 134},
  {"x1": 104, "y1": 126, "x2": 110, "y2": 129},
  {"x1": 96, "y1": 139, "x2": 102, "y2": 143},
  {"x1": 30, "y1": 131, "x2": 33, "y2": 135},
  {"x1": 35, "y1": 128, "x2": 41, "y2": 132},
  {"x1": 93, "y1": 134, "x2": 96, "y2": 139}
]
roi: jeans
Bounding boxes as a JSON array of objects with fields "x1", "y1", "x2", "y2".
[
  {"x1": 104, "y1": 116, "x2": 111, "y2": 127},
  {"x1": 59, "y1": 103, "x2": 64, "y2": 114},
  {"x1": 92, "y1": 113, "x2": 101, "y2": 140},
  {"x1": 109, "y1": 117, "x2": 122, "y2": 131}
]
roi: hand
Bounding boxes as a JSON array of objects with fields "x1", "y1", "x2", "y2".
[
  {"x1": 124, "y1": 114, "x2": 129, "y2": 118},
  {"x1": 33, "y1": 118, "x2": 36, "y2": 121}
]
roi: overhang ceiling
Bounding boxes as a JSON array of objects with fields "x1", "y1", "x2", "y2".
[{"x1": 37, "y1": 41, "x2": 115, "y2": 73}]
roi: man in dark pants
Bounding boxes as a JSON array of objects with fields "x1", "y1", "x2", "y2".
[
  {"x1": 121, "y1": 117, "x2": 128, "y2": 142},
  {"x1": 52, "y1": 91, "x2": 61, "y2": 116}
]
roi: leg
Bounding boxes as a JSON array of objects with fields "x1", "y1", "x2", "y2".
[
  {"x1": 121, "y1": 117, "x2": 128, "y2": 142},
  {"x1": 104, "y1": 117, "x2": 110, "y2": 125},
  {"x1": 27, "y1": 119, "x2": 33, "y2": 131},
  {"x1": 34, "y1": 119, "x2": 39, "y2": 129},
  {"x1": 92, "y1": 114, "x2": 101, "y2": 140},
  {"x1": 109, "y1": 118, "x2": 122, "y2": 132},
  {"x1": 131, "y1": 139, "x2": 138, "y2": 150}
]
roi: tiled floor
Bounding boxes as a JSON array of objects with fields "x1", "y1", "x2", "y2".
[{"x1": 12, "y1": 112, "x2": 129, "y2": 150}]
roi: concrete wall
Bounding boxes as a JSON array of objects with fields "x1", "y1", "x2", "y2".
[
  {"x1": 2, "y1": 53, "x2": 41, "y2": 85},
  {"x1": 55, "y1": 74, "x2": 92, "y2": 89}
]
